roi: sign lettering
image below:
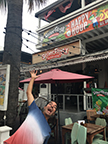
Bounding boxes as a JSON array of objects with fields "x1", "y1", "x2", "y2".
[{"x1": 42, "y1": 3, "x2": 108, "y2": 46}]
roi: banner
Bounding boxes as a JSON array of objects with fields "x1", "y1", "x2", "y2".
[
  {"x1": 32, "y1": 40, "x2": 81, "y2": 64},
  {"x1": 91, "y1": 88, "x2": 108, "y2": 115},
  {"x1": 42, "y1": 3, "x2": 108, "y2": 46}
]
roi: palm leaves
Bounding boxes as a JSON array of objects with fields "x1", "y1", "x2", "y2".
[
  {"x1": 0, "y1": 0, "x2": 7, "y2": 10},
  {"x1": 25, "y1": 0, "x2": 46, "y2": 12},
  {"x1": 0, "y1": 0, "x2": 46, "y2": 12}
]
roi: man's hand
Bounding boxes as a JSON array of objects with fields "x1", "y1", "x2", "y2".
[{"x1": 30, "y1": 70, "x2": 40, "y2": 80}]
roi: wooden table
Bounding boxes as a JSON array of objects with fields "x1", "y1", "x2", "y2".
[
  {"x1": 62, "y1": 123, "x2": 105, "y2": 144},
  {"x1": 91, "y1": 114, "x2": 108, "y2": 123}
]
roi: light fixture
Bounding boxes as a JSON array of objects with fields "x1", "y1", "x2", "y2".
[
  {"x1": 72, "y1": 46, "x2": 76, "y2": 48},
  {"x1": 41, "y1": 83, "x2": 46, "y2": 88},
  {"x1": 94, "y1": 64, "x2": 99, "y2": 74},
  {"x1": 27, "y1": 32, "x2": 30, "y2": 35}
]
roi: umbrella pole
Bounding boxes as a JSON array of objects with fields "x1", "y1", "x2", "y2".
[
  {"x1": 56, "y1": 83, "x2": 62, "y2": 144},
  {"x1": 48, "y1": 83, "x2": 49, "y2": 101}
]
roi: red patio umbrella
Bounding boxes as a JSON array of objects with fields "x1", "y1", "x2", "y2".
[
  {"x1": 20, "y1": 68, "x2": 93, "y2": 84},
  {"x1": 18, "y1": 87, "x2": 24, "y2": 91}
]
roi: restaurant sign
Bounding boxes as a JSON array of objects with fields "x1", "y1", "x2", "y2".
[
  {"x1": 42, "y1": 3, "x2": 108, "y2": 46},
  {"x1": 41, "y1": 47, "x2": 69, "y2": 60},
  {"x1": 32, "y1": 40, "x2": 81, "y2": 64},
  {"x1": 92, "y1": 88, "x2": 108, "y2": 115}
]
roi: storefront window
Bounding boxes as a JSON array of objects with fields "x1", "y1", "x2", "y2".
[
  {"x1": 65, "y1": 95, "x2": 84, "y2": 112},
  {"x1": 58, "y1": 95, "x2": 63, "y2": 109},
  {"x1": 65, "y1": 96, "x2": 77, "y2": 111}
]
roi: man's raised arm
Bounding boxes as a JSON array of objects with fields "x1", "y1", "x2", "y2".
[{"x1": 26, "y1": 70, "x2": 39, "y2": 106}]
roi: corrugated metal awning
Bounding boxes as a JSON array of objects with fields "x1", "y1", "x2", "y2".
[{"x1": 20, "y1": 50, "x2": 108, "y2": 72}]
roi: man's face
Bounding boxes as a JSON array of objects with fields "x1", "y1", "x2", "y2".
[{"x1": 43, "y1": 101, "x2": 57, "y2": 118}]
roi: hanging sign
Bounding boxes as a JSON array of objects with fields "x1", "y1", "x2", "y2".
[
  {"x1": 92, "y1": 88, "x2": 108, "y2": 115},
  {"x1": 32, "y1": 40, "x2": 81, "y2": 64},
  {"x1": 41, "y1": 47, "x2": 69, "y2": 61},
  {"x1": 42, "y1": 3, "x2": 108, "y2": 46}
]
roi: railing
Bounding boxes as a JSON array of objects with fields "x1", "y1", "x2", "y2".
[
  {"x1": 85, "y1": 93, "x2": 93, "y2": 110},
  {"x1": 50, "y1": 94, "x2": 84, "y2": 112},
  {"x1": 39, "y1": 93, "x2": 93, "y2": 112}
]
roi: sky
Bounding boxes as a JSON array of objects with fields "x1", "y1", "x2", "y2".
[{"x1": 0, "y1": 0, "x2": 57, "y2": 54}]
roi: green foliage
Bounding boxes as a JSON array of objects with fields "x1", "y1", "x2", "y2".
[{"x1": 0, "y1": 0, "x2": 47, "y2": 12}]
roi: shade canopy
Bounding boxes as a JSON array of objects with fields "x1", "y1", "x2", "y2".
[{"x1": 20, "y1": 68, "x2": 93, "y2": 84}]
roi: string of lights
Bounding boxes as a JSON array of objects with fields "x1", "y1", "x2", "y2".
[
  {"x1": 22, "y1": 43, "x2": 35, "y2": 53},
  {"x1": 4, "y1": 26, "x2": 89, "y2": 52},
  {"x1": 22, "y1": 27, "x2": 89, "y2": 54},
  {"x1": 3, "y1": 30, "x2": 36, "y2": 53},
  {"x1": 22, "y1": 28, "x2": 42, "y2": 42},
  {"x1": 4, "y1": 27, "x2": 76, "y2": 56},
  {"x1": 4, "y1": 27, "x2": 40, "y2": 51},
  {"x1": 4, "y1": 26, "x2": 39, "y2": 37},
  {"x1": 3, "y1": 26, "x2": 89, "y2": 68},
  {"x1": 22, "y1": 37, "x2": 37, "y2": 45}
]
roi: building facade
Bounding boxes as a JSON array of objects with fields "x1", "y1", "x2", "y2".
[{"x1": 20, "y1": 0, "x2": 108, "y2": 123}]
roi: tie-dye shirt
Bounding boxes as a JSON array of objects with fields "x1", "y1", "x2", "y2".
[{"x1": 4, "y1": 101, "x2": 51, "y2": 144}]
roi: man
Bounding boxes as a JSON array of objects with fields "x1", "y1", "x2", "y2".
[{"x1": 4, "y1": 70, "x2": 57, "y2": 144}]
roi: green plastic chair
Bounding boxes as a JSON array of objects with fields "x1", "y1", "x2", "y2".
[
  {"x1": 101, "y1": 118, "x2": 107, "y2": 141},
  {"x1": 94, "y1": 118, "x2": 107, "y2": 141},
  {"x1": 65, "y1": 118, "x2": 69, "y2": 125},
  {"x1": 68, "y1": 117, "x2": 73, "y2": 124},
  {"x1": 77, "y1": 125, "x2": 87, "y2": 144},
  {"x1": 74, "y1": 124, "x2": 108, "y2": 144},
  {"x1": 71, "y1": 122, "x2": 80, "y2": 144},
  {"x1": 95, "y1": 117, "x2": 101, "y2": 126},
  {"x1": 65, "y1": 117, "x2": 73, "y2": 125},
  {"x1": 65, "y1": 117, "x2": 73, "y2": 144},
  {"x1": 92, "y1": 139, "x2": 108, "y2": 144}
]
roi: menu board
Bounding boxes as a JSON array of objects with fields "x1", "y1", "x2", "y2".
[{"x1": 0, "y1": 65, "x2": 10, "y2": 111}]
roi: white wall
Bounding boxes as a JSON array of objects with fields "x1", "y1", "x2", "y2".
[
  {"x1": 39, "y1": 83, "x2": 51, "y2": 100},
  {"x1": 23, "y1": 83, "x2": 28, "y2": 100},
  {"x1": 18, "y1": 83, "x2": 51, "y2": 101},
  {"x1": 18, "y1": 90, "x2": 24, "y2": 101},
  {"x1": 98, "y1": 60, "x2": 108, "y2": 88},
  {"x1": 18, "y1": 83, "x2": 28, "y2": 101}
]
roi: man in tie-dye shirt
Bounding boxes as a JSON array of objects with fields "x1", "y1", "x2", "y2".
[{"x1": 4, "y1": 70, "x2": 57, "y2": 144}]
